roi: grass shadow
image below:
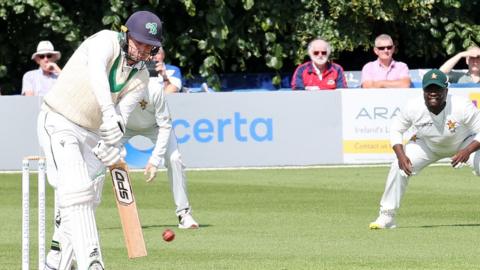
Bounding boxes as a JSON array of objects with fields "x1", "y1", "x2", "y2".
[
  {"x1": 102, "y1": 224, "x2": 212, "y2": 230},
  {"x1": 143, "y1": 224, "x2": 212, "y2": 229},
  {"x1": 402, "y1": 223, "x2": 480, "y2": 229}
]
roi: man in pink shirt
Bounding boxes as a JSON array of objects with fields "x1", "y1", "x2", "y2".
[{"x1": 361, "y1": 34, "x2": 411, "y2": 88}]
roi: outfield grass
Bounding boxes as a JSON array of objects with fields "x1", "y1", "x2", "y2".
[{"x1": 2, "y1": 165, "x2": 480, "y2": 270}]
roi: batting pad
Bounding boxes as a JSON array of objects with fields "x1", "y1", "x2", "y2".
[{"x1": 63, "y1": 203, "x2": 104, "y2": 270}]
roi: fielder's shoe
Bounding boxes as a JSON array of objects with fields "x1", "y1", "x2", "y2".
[
  {"x1": 178, "y1": 212, "x2": 199, "y2": 229},
  {"x1": 369, "y1": 210, "x2": 397, "y2": 229}
]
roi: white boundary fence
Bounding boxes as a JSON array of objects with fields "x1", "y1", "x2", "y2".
[{"x1": 1, "y1": 88, "x2": 480, "y2": 170}]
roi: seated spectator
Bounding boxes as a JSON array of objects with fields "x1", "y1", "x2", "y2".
[
  {"x1": 22, "y1": 40, "x2": 62, "y2": 96},
  {"x1": 149, "y1": 47, "x2": 183, "y2": 93},
  {"x1": 361, "y1": 34, "x2": 411, "y2": 88},
  {"x1": 439, "y1": 46, "x2": 480, "y2": 84},
  {"x1": 291, "y1": 38, "x2": 347, "y2": 90}
]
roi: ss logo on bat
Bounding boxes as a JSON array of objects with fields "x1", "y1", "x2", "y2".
[{"x1": 111, "y1": 168, "x2": 134, "y2": 205}]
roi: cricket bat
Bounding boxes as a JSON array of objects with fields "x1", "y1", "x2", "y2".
[{"x1": 109, "y1": 161, "x2": 147, "y2": 258}]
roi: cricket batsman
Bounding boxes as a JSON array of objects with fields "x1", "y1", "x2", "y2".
[
  {"x1": 370, "y1": 69, "x2": 480, "y2": 229},
  {"x1": 123, "y1": 52, "x2": 199, "y2": 229},
  {"x1": 37, "y1": 11, "x2": 163, "y2": 269}
]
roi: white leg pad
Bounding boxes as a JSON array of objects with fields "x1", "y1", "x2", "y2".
[
  {"x1": 44, "y1": 239, "x2": 75, "y2": 270},
  {"x1": 58, "y1": 180, "x2": 95, "y2": 209},
  {"x1": 61, "y1": 203, "x2": 103, "y2": 270},
  {"x1": 45, "y1": 194, "x2": 76, "y2": 270}
]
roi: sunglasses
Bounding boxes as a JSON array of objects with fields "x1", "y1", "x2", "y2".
[
  {"x1": 376, "y1": 45, "x2": 393, "y2": 51},
  {"x1": 313, "y1": 51, "x2": 328, "y2": 56},
  {"x1": 37, "y1": 54, "x2": 53, "y2": 59}
]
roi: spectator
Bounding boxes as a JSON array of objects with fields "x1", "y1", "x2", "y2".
[
  {"x1": 22, "y1": 40, "x2": 62, "y2": 96},
  {"x1": 149, "y1": 47, "x2": 183, "y2": 93},
  {"x1": 439, "y1": 46, "x2": 480, "y2": 84},
  {"x1": 361, "y1": 34, "x2": 411, "y2": 88},
  {"x1": 291, "y1": 38, "x2": 347, "y2": 90}
]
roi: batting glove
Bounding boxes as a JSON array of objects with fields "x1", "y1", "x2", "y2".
[
  {"x1": 93, "y1": 140, "x2": 126, "y2": 166},
  {"x1": 99, "y1": 106, "x2": 125, "y2": 146}
]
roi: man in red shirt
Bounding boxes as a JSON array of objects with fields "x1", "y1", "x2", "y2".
[{"x1": 291, "y1": 38, "x2": 347, "y2": 90}]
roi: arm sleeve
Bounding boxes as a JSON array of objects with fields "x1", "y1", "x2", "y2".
[
  {"x1": 397, "y1": 62, "x2": 410, "y2": 79},
  {"x1": 461, "y1": 99, "x2": 480, "y2": 142},
  {"x1": 390, "y1": 105, "x2": 412, "y2": 146},
  {"x1": 148, "y1": 90, "x2": 173, "y2": 167},
  {"x1": 21, "y1": 72, "x2": 33, "y2": 95},
  {"x1": 291, "y1": 65, "x2": 304, "y2": 90},
  {"x1": 166, "y1": 65, "x2": 183, "y2": 89},
  {"x1": 335, "y1": 65, "x2": 348, "y2": 88},
  {"x1": 86, "y1": 32, "x2": 116, "y2": 112},
  {"x1": 360, "y1": 63, "x2": 372, "y2": 84}
]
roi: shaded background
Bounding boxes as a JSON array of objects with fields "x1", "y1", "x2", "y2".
[{"x1": 1, "y1": 0, "x2": 479, "y2": 94}]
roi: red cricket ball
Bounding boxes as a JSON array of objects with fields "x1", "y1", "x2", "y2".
[{"x1": 162, "y1": 229, "x2": 175, "y2": 242}]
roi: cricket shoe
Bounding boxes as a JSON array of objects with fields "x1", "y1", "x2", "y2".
[
  {"x1": 369, "y1": 210, "x2": 397, "y2": 229},
  {"x1": 178, "y1": 212, "x2": 199, "y2": 229}
]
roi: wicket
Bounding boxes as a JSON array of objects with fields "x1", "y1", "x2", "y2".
[{"x1": 22, "y1": 156, "x2": 46, "y2": 270}]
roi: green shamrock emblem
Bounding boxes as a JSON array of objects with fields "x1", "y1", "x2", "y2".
[{"x1": 145, "y1": 22, "x2": 158, "y2": 35}]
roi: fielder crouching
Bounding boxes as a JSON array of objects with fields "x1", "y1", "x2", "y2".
[
  {"x1": 370, "y1": 69, "x2": 480, "y2": 229},
  {"x1": 37, "y1": 11, "x2": 163, "y2": 270},
  {"x1": 123, "y1": 56, "x2": 199, "y2": 229}
]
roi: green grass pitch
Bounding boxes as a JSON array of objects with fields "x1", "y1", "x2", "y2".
[{"x1": 2, "y1": 165, "x2": 480, "y2": 270}]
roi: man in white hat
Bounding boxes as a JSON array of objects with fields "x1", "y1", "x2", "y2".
[{"x1": 22, "y1": 40, "x2": 62, "y2": 96}]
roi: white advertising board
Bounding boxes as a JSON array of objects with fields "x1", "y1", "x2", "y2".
[
  {"x1": 341, "y1": 88, "x2": 480, "y2": 163},
  {"x1": 128, "y1": 91, "x2": 344, "y2": 168},
  {"x1": 2, "y1": 88, "x2": 480, "y2": 170}
]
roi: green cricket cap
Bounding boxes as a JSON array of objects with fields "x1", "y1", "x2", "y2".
[{"x1": 422, "y1": 69, "x2": 448, "y2": 89}]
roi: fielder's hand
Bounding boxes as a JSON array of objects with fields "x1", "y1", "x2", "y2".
[
  {"x1": 93, "y1": 140, "x2": 126, "y2": 166},
  {"x1": 100, "y1": 106, "x2": 125, "y2": 146},
  {"x1": 144, "y1": 163, "x2": 157, "y2": 182}
]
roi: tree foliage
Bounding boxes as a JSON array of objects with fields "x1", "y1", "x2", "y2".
[{"x1": 0, "y1": 0, "x2": 479, "y2": 94}]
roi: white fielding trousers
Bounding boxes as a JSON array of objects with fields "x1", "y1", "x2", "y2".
[
  {"x1": 124, "y1": 128, "x2": 191, "y2": 216},
  {"x1": 379, "y1": 136, "x2": 480, "y2": 213}
]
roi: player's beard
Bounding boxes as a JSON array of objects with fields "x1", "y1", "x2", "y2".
[{"x1": 313, "y1": 57, "x2": 328, "y2": 66}]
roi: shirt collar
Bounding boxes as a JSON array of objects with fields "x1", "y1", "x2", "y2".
[
  {"x1": 309, "y1": 61, "x2": 331, "y2": 74},
  {"x1": 375, "y1": 58, "x2": 396, "y2": 69}
]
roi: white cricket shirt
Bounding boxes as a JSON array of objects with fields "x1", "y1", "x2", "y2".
[
  {"x1": 390, "y1": 94, "x2": 480, "y2": 155},
  {"x1": 125, "y1": 77, "x2": 172, "y2": 167}
]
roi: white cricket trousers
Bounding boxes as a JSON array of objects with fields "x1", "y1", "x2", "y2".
[
  {"x1": 124, "y1": 128, "x2": 191, "y2": 216},
  {"x1": 379, "y1": 136, "x2": 480, "y2": 213},
  {"x1": 37, "y1": 109, "x2": 105, "y2": 270}
]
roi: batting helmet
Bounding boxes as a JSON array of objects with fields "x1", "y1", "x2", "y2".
[{"x1": 125, "y1": 11, "x2": 163, "y2": 47}]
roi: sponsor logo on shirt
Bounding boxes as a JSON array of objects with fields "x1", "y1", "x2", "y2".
[{"x1": 418, "y1": 122, "x2": 433, "y2": 128}]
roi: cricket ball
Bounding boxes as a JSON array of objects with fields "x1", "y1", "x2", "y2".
[{"x1": 162, "y1": 229, "x2": 175, "y2": 242}]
